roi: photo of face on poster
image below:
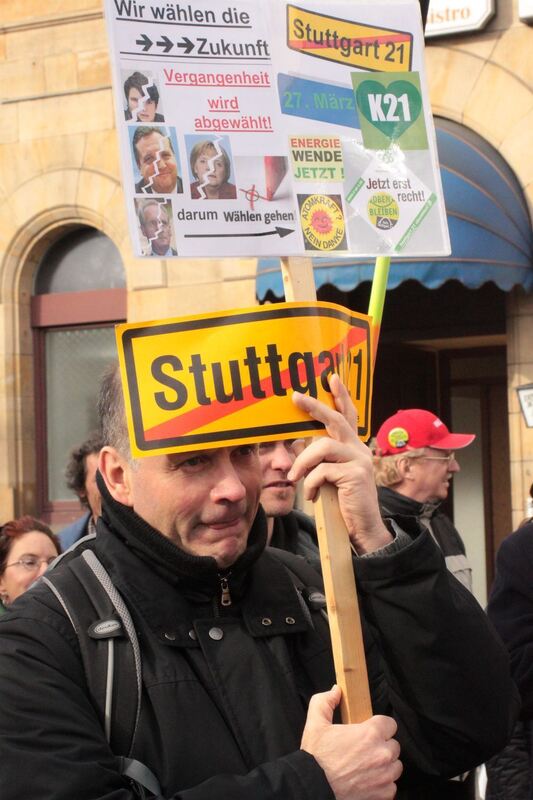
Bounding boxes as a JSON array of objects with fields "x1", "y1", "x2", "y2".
[
  {"x1": 186, "y1": 135, "x2": 237, "y2": 200},
  {"x1": 135, "y1": 198, "x2": 177, "y2": 257},
  {"x1": 122, "y1": 70, "x2": 165, "y2": 123},
  {"x1": 130, "y1": 126, "x2": 183, "y2": 195}
]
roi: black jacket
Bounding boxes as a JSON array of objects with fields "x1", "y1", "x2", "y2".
[
  {"x1": 0, "y1": 488, "x2": 518, "y2": 800},
  {"x1": 485, "y1": 721, "x2": 533, "y2": 800},
  {"x1": 378, "y1": 486, "x2": 472, "y2": 590},
  {"x1": 487, "y1": 522, "x2": 533, "y2": 718},
  {"x1": 485, "y1": 523, "x2": 533, "y2": 798},
  {"x1": 270, "y1": 508, "x2": 320, "y2": 567}
]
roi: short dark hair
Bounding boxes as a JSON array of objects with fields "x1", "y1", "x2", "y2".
[
  {"x1": 124, "y1": 71, "x2": 160, "y2": 106},
  {"x1": 132, "y1": 126, "x2": 173, "y2": 167},
  {"x1": 65, "y1": 431, "x2": 105, "y2": 508},
  {"x1": 97, "y1": 363, "x2": 131, "y2": 461},
  {"x1": 0, "y1": 516, "x2": 61, "y2": 575}
]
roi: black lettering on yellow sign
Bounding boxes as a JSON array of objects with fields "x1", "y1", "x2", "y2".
[
  {"x1": 151, "y1": 342, "x2": 364, "y2": 412},
  {"x1": 118, "y1": 303, "x2": 373, "y2": 455},
  {"x1": 287, "y1": 4, "x2": 413, "y2": 72}
]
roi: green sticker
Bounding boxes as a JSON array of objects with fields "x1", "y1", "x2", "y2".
[{"x1": 352, "y1": 72, "x2": 428, "y2": 150}]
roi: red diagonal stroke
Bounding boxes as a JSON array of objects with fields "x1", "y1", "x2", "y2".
[
  {"x1": 142, "y1": 325, "x2": 368, "y2": 442},
  {"x1": 289, "y1": 33, "x2": 411, "y2": 50}
]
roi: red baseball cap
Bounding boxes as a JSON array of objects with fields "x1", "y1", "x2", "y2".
[{"x1": 375, "y1": 409, "x2": 475, "y2": 456}]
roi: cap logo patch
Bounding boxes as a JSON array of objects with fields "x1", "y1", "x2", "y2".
[
  {"x1": 388, "y1": 426, "x2": 409, "y2": 449},
  {"x1": 433, "y1": 419, "x2": 443, "y2": 428}
]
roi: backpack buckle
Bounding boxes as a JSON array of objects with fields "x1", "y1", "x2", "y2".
[{"x1": 88, "y1": 618, "x2": 123, "y2": 639}]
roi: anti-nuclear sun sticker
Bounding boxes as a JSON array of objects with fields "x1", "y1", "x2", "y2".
[{"x1": 298, "y1": 194, "x2": 347, "y2": 252}]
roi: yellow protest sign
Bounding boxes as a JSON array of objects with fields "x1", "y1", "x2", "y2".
[
  {"x1": 116, "y1": 301, "x2": 372, "y2": 457},
  {"x1": 286, "y1": 4, "x2": 413, "y2": 72}
]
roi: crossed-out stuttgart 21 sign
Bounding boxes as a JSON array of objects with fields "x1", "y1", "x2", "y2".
[{"x1": 116, "y1": 302, "x2": 372, "y2": 457}]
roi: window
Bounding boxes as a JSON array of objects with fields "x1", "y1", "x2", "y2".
[{"x1": 32, "y1": 227, "x2": 126, "y2": 525}]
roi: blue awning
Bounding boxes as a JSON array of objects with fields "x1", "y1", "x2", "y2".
[{"x1": 257, "y1": 117, "x2": 533, "y2": 299}]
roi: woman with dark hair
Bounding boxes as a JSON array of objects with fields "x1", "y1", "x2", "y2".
[{"x1": 0, "y1": 517, "x2": 61, "y2": 612}]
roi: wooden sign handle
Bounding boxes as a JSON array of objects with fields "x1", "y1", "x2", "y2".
[{"x1": 280, "y1": 257, "x2": 372, "y2": 723}]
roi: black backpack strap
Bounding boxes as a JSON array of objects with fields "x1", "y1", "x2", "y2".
[
  {"x1": 119, "y1": 757, "x2": 162, "y2": 798},
  {"x1": 266, "y1": 546, "x2": 328, "y2": 625},
  {"x1": 43, "y1": 550, "x2": 141, "y2": 755},
  {"x1": 42, "y1": 551, "x2": 162, "y2": 797}
]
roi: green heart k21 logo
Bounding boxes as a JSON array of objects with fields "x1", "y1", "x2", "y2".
[{"x1": 351, "y1": 73, "x2": 428, "y2": 149}]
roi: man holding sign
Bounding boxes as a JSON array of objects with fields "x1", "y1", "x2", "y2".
[{"x1": 0, "y1": 365, "x2": 517, "y2": 799}]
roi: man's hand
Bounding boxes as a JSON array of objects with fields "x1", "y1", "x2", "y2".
[
  {"x1": 301, "y1": 686, "x2": 402, "y2": 800},
  {"x1": 288, "y1": 374, "x2": 392, "y2": 554}
]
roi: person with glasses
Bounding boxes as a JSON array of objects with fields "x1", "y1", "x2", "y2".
[
  {"x1": 0, "y1": 516, "x2": 61, "y2": 611},
  {"x1": 372, "y1": 408, "x2": 475, "y2": 593},
  {"x1": 372, "y1": 410, "x2": 478, "y2": 799}
]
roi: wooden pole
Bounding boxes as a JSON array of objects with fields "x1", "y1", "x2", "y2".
[{"x1": 281, "y1": 257, "x2": 372, "y2": 723}]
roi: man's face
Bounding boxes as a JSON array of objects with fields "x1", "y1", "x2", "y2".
[
  {"x1": 194, "y1": 149, "x2": 226, "y2": 188},
  {"x1": 136, "y1": 132, "x2": 177, "y2": 193},
  {"x1": 402, "y1": 449, "x2": 459, "y2": 503},
  {"x1": 127, "y1": 87, "x2": 158, "y2": 122},
  {"x1": 118, "y1": 445, "x2": 261, "y2": 569},
  {"x1": 84, "y1": 452, "x2": 102, "y2": 519},
  {"x1": 258, "y1": 440, "x2": 297, "y2": 519},
  {"x1": 141, "y1": 204, "x2": 171, "y2": 256}
]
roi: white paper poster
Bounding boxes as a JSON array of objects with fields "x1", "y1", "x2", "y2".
[{"x1": 104, "y1": 0, "x2": 450, "y2": 259}]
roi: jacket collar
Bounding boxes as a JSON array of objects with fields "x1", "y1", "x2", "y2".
[
  {"x1": 95, "y1": 476, "x2": 310, "y2": 645},
  {"x1": 378, "y1": 485, "x2": 440, "y2": 518}
]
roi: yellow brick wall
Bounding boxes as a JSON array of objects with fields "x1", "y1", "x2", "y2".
[{"x1": 0, "y1": 2, "x2": 257, "y2": 516}]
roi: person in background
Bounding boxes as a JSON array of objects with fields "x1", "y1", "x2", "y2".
[
  {"x1": 372, "y1": 408, "x2": 475, "y2": 591},
  {"x1": 0, "y1": 516, "x2": 61, "y2": 612},
  {"x1": 372, "y1": 409, "x2": 478, "y2": 798},
  {"x1": 58, "y1": 430, "x2": 103, "y2": 550},
  {"x1": 485, "y1": 488, "x2": 533, "y2": 799},
  {"x1": 259, "y1": 439, "x2": 319, "y2": 565}
]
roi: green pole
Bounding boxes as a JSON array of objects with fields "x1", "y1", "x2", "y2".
[{"x1": 367, "y1": 256, "x2": 391, "y2": 367}]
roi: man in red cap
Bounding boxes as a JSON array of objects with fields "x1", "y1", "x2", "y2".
[
  {"x1": 373, "y1": 410, "x2": 477, "y2": 799},
  {"x1": 373, "y1": 409, "x2": 475, "y2": 592}
]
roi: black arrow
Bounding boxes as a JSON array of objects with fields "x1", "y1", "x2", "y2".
[
  {"x1": 156, "y1": 35, "x2": 173, "y2": 53},
  {"x1": 184, "y1": 227, "x2": 294, "y2": 239},
  {"x1": 136, "y1": 34, "x2": 152, "y2": 52},
  {"x1": 177, "y1": 36, "x2": 194, "y2": 55}
]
